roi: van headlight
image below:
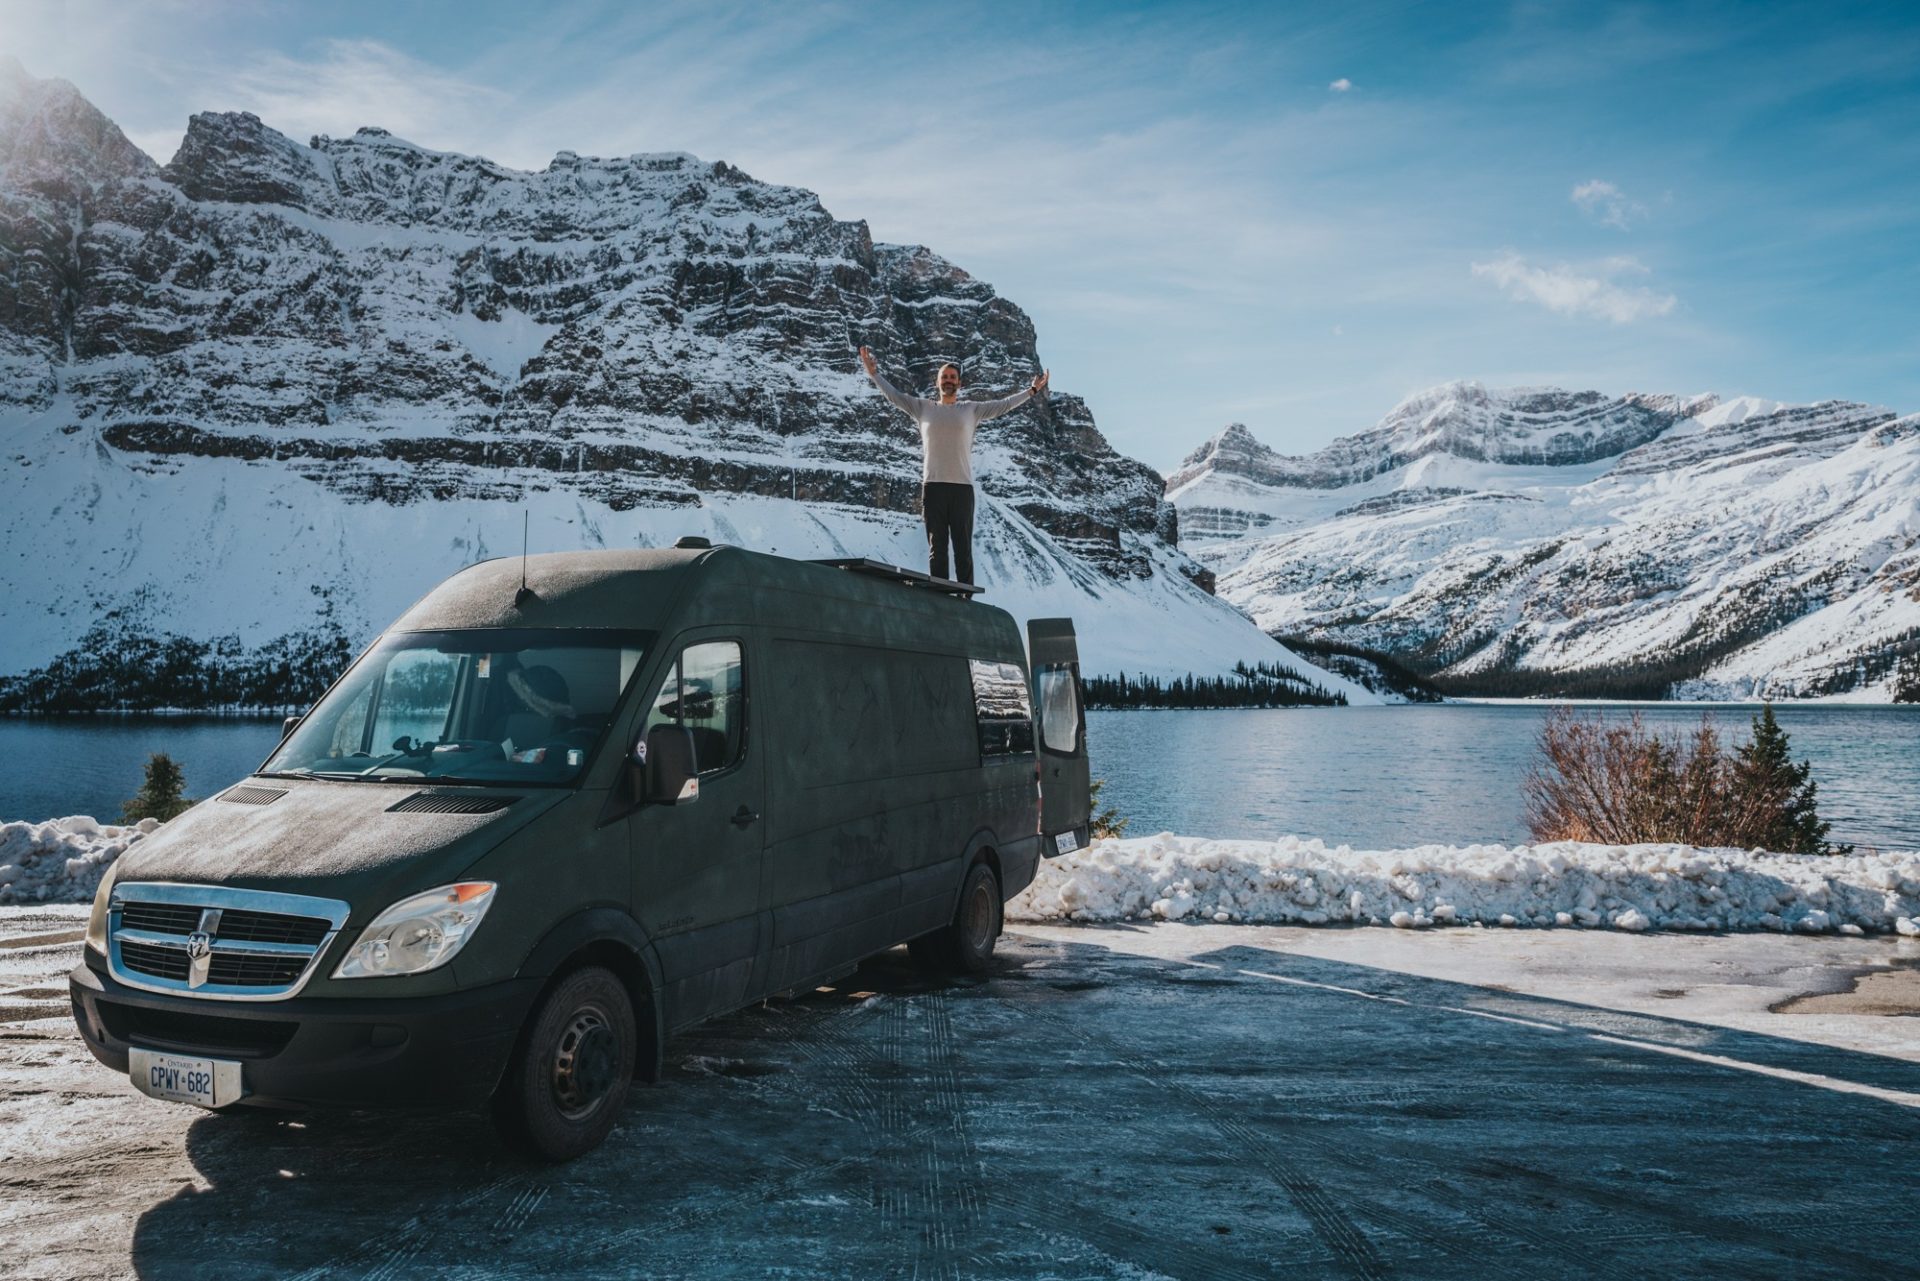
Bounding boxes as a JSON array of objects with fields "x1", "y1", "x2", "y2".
[
  {"x1": 85, "y1": 862, "x2": 121, "y2": 956},
  {"x1": 333, "y1": 883, "x2": 496, "y2": 979}
]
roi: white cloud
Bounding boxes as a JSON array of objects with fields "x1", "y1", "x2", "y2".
[
  {"x1": 1570, "y1": 178, "x2": 1646, "y2": 230},
  {"x1": 1329, "y1": 77, "x2": 1353, "y2": 92},
  {"x1": 220, "y1": 39, "x2": 509, "y2": 149},
  {"x1": 1471, "y1": 252, "x2": 1678, "y2": 324}
]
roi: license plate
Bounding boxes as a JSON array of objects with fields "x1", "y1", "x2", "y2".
[
  {"x1": 129, "y1": 1047, "x2": 244, "y2": 1109},
  {"x1": 1055, "y1": 829, "x2": 1080, "y2": 855}
]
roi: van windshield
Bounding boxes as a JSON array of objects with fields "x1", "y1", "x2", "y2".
[{"x1": 262, "y1": 629, "x2": 652, "y2": 787}]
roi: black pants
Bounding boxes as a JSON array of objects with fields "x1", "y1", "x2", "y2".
[{"x1": 921, "y1": 482, "x2": 975, "y2": 585}]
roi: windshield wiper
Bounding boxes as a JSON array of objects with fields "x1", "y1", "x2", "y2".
[{"x1": 260, "y1": 770, "x2": 415, "y2": 783}]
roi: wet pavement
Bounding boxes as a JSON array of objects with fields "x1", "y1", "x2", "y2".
[{"x1": 4, "y1": 908, "x2": 1920, "y2": 1279}]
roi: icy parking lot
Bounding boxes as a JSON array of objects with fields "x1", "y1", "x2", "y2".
[{"x1": 5, "y1": 910, "x2": 1920, "y2": 1280}]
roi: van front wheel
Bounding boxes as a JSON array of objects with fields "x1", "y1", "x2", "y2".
[
  {"x1": 493, "y1": 965, "x2": 636, "y2": 1162},
  {"x1": 911, "y1": 862, "x2": 1002, "y2": 974}
]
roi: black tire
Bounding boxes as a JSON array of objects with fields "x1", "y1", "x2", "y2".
[
  {"x1": 910, "y1": 862, "x2": 1002, "y2": 974},
  {"x1": 492, "y1": 965, "x2": 636, "y2": 1162}
]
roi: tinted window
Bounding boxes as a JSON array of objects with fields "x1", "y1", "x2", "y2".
[
  {"x1": 970, "y1": 659, "x2": 1034, "y2": 758},
  {"x1": 642, "y1": 640, "x2": 745, "y2": 775},
  {"x1": 1036, "y1": 663, "x2": 1082, "y2": 755}
]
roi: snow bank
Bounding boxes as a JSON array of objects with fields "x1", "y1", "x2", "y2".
[
  {"x1": 1008, "y1": 833, "x2": 1920, "y2": 935},
  {"x1": 0, "y1": 816, "x2": 155, "y2": 905},
  {"x1": 12, "y1": 815, "x2": 1920, "y2": 936}
]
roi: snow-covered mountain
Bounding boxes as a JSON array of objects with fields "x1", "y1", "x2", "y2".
[
  {"x1": 1168, "y1": 383, "x2": 1920, "y2": 699},
  {"x1": 0, "y1": 60, "x2": 1369, "y2": 704}
]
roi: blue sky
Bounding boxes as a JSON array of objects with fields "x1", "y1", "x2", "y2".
[{"x1": 6, "y1": 0, "x2": 1918, "y2": 471}]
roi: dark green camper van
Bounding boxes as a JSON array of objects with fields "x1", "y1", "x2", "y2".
[{"x1": 69, "y1": 545, "x2": 1091, "y2": 1159}]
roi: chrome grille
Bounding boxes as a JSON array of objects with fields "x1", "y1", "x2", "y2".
[
  {"x1": 120, "y1": 940, "x2": 191, "y2": 981},
  {"x1": 120, "y1": 901, "x2": 203, "y2": 935},
  {"x1": 214, "y1": 909, "x2": 330, "y2": 948},
  {"x1": 108, "y1": 883, "x2": 351, "y2": 1002}
]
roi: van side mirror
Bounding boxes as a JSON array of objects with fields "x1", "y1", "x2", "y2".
[
  {"x1": 281, "y1": 715, "x2": 302, "y2": 741},
  {"x1": 640, "y1": 725, "x2": 700, "y2": 805}
]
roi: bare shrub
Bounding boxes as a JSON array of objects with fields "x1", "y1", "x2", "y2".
[{"x1": 1524, "y1": 705, "x2": 1844, "y2": 852}]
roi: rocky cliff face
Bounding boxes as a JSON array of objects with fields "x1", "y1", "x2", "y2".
[
  {"x1": 0, "y1": 61, "x2": 1363, "y2": 700},
  {"x1": 1169, "y1": 384, "x2": 1920, "y2": 699}
]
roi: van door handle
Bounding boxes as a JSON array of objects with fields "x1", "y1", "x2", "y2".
[{"x1": 731, "y1": 806, "x2": 760, "y2": 829}]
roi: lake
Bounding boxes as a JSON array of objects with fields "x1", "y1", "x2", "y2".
[{"x1": 2, "y1": 704, "x2": 1916, "y2": 851}]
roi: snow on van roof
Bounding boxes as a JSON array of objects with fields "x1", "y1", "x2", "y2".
[
  {"x1": 390, "y1": 544, "x2": 1015, "y2": 637},
  {"x1": 391, "y1": 547, "x2": 711, "y2": 632}
]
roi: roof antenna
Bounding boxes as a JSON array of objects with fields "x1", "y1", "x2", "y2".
[{"x1": 514, "y1": 509, "x2": 536, "y2": 608}]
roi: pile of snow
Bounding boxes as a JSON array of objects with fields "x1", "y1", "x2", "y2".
[
  {"x1": 0, "y1": 816, "x2": 155, "y2": 905},
  {"x1": 12, "y1": 816, "x2": 1920, "y2": 936},
  {"x1": 1008, "y1": 833, "x2": 1920, "y2": 935}
]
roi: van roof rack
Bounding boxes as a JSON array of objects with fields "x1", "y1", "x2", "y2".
[{"x1": 811, "y1": 558, "x2": 983, "y2": 597}]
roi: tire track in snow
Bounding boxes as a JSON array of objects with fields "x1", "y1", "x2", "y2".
[
  {"x1": 908, "y1": 989, "x2": 986, "y2": 1281},
  {"x1": 489, "y1": 1184, "x2": 549, "y2": 1235},
  {"x1": 1462, "y1": 1156, "x2": 1901, "y2": 1276},
  {"x1": 282, "y1": 1172, "x2": 528, "y2": 1281},
  {"x1": 981, "y1": 1185, "x2": 1273, "y2": 1281},
  {"x1": 533, "y1": 1123, "x2": 953, "y2": 1273},
  {"x1": 1214, "y1": 958, "x2": 1920, "y2": 1273},
  {"x1": 1022, "y1": 1002, "x2": 1388, "y2": 1281}
]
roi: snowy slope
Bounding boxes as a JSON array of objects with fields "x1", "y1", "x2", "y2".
[
  {"x1": 0, "y1": 61, "x2": 1367, "y2": 700},
  {"x1": 1168, "y1": 383, "x2": 1920, "y2": 699}
]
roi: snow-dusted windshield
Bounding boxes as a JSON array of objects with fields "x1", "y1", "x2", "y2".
[{"x1": 263, "y1": 629, "x2": 651, "y2": 786}]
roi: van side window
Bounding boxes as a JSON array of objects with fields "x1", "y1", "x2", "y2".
[
  {"x1": 642, "y1": 641, "x2": 745, "y2": 774},
  {"x1": 1036, "y1": 663, "x2": 1082, "y2": 756},
  {"x1": 969, "y1": 659, "x2": 1034, "y2": 758}
]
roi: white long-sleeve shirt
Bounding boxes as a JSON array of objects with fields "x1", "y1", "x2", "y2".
[{"x1": 867, "y1": 366, "x2": 1032, "y2": 485}]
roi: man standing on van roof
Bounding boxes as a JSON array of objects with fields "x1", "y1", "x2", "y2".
[{"x1": 860, "y1": 346, "x2": 1049, "y2": 587}]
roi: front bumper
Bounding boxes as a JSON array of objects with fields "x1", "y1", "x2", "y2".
[{"x1": 70, "y1": 952, "x2": 540, "y2": 1109}]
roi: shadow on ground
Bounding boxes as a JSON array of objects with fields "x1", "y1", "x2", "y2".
[{"x1": 116, "y1": 933, "x2": 1920, "y2": 1280}]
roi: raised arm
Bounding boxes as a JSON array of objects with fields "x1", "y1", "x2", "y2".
[
  {"x1": 970, "y1": 369, "x2": 1051, "y2": 423},
  {"x1": 860, "y1": 346, "x2": 926, "y2": 418}
]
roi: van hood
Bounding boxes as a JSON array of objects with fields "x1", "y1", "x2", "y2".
[{"x1": 113, "y1": 779, "x2": 569, "y2": 921}]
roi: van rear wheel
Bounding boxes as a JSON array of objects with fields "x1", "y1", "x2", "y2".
[
  {"x1": 911, "y1": 862, "x2": 1001, "y2": 974},
  {"x1": 493, "y1": 965, "x2": 636, "y2": 1162}
]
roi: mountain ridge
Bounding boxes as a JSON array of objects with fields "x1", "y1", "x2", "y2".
[
  {"x1": 0, "y1": 61, "x2": 1371, "y2": 702},
  {"x1": 1169, "y1": 385, "x2": 1920, "y2": 699}
]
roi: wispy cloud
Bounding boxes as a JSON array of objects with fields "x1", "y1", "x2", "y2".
[
  {"x1": 1570, "y1": 178, "x2": 1646, "y2": 230},
  {"x1": 12, "y1": 0, "x2": 1913, "y2": 461},
  {"x1": 221, "y1": 38, "x2": 509, "y2": 149},
  {"x1": 1471, "y1": 253, "x2": 1677, "y2": 324}
]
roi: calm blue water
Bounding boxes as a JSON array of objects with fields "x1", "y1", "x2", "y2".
[
  {"x1": 3, "y1": 704, "x2": 1916, "y2": 851},
  {"x1": 1084, "y1": 704, "x2": 1920, "y2": 852}
]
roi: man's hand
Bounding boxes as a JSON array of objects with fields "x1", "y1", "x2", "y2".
[
  {"x1": 1030, "y1": 369, "x2": 1050, "y2": 398},
  {"x1": 859, "y1": 346, "x2": 879, "y2": 377}
]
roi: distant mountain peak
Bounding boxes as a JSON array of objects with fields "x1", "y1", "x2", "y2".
[
  {"x1": 1168, "y1": 381, "x2": 1917, "y2": 701},
  {"x1": 0, "y1": 59, "x2": 155, "y2": 186},
  {"x1": 0, "y1": 67, "x2": 1357, "y2": 698}
]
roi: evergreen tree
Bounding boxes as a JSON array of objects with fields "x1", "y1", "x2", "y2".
[
  {"x1": 1729, "y1": 705, "x2": 1844, "y2": 854},
  {"x1": 1894, "y1": 654, "x2": 1920, "y2": 704},
  {"x1": 121, "y1": 753, "x2": 196, "y2": 824},
  {"x1": 1089, "y1": 777, "x2": 1129, "y2": 840}
]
